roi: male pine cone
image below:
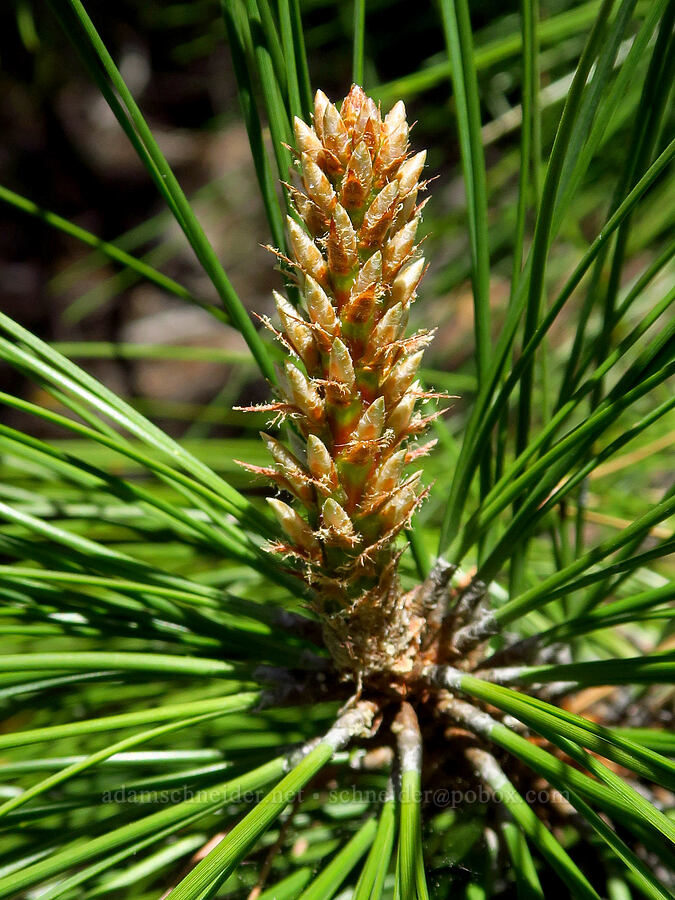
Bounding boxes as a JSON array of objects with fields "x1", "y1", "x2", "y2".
[{"x1": 244, "y1": 85, "x2": 439, "y2": 681}]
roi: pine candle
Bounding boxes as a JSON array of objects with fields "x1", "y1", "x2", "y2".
[{"x1": 240, "y1": 86, "x2": 443, "y2": 682}]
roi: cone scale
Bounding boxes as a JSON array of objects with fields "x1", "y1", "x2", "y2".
[{"x1": 246, "y1": 86, "x2": 439, "y2": 682}]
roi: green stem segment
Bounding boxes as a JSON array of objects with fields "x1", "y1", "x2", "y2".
[{"x1": 394, "y1": 703, "x2": 428, "y2": 900}]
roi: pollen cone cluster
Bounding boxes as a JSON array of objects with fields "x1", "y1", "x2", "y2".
[{"x1": 243, "y1": 85, "x2": 440, "y2": 680}]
